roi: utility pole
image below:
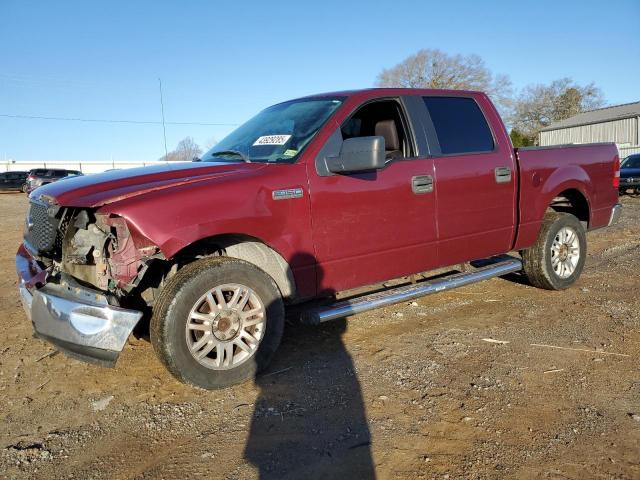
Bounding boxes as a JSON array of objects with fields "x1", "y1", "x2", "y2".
[{"x1": 158, "y1": 78, "x2": 168, "y2": 159}]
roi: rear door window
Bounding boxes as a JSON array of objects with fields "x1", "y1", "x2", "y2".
[{"x1": 423, "y1": 97, "x2": 494, "y2": 155}]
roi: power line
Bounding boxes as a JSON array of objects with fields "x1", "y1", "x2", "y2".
[{"x1": 0, "y1": 113, "x2": 239, "y2": 126}]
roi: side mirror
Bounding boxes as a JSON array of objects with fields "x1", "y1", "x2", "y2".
[{"x1": 326, "y1": 136, "x2": 386, "y2": 174}]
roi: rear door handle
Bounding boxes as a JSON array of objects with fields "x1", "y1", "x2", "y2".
[
  {"x1": 495, "y1": 166, "x2": 512, "y2": 183},
  {"x1": 412, "y1": 175, "x2": 433, "y2": 194}
]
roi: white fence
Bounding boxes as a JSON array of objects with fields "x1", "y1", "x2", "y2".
[
  {"x1": 1, "y1": 160, "x2": 167, "y2": 174},
  {"x1": 5, "y1": 146, "x2": 640, "y2": 173}
]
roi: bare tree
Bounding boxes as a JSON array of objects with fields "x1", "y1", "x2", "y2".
[
  {"x1": 174, "y1": 137, "x2": 202, "y2": 161},
  {"x1": 375, "y1": 48, "x2": 512, "y2": 111},
  {"x1": 509, "y1": 78, "x2": 604, "y2": 141},
  {"x1": 204, "y1": 136, "x2": 218, "y2": 150},
  {"x1": 159, "y1": 136, "x2": 203, "y2": 162}
]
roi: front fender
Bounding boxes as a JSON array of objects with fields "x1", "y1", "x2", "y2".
[{"x1": 96, "y1": 163, "x2": 317, "y2": 298}]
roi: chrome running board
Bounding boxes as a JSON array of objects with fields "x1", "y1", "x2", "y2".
[{"x1": 300, "y1": 257, "x2": 522, "y2": 325}]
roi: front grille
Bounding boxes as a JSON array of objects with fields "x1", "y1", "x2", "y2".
[
  {"x1": 54, "y1": 210, "x2": 72, "y2": 253},
  {"x1": 25, "y1": 200, "x2": 60, "y2": 253}
]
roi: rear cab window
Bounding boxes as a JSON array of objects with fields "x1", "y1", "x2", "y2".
[{"x1": 423, "y1": 96, "x2": 494, "y2": 155}]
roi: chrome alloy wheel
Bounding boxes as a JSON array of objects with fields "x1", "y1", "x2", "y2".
[
  {"x1": 185, "y1": 283, "x2": 266, "y2": 370},
  {"x1": 550, "y1": 226, "x2": 580, "y2": 279}
]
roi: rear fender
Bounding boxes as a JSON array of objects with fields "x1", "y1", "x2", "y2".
[
  {"x1": 515, "y1": 164, "x2": 592, "y2": 250},
  {"x1": 539, "y1": 165, "x2": 593, "y2": 216}
]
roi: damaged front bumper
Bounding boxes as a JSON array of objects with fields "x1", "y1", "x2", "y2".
[{"x1": 16, "y1": 244, "x2": 143, "y2": 367}]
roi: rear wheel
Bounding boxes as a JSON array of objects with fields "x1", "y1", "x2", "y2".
[
  {"x1": 151, "y1": 256, "x2": 285, "y2": 389},
  {"x1": 522, "y1": 212, "x2": 587, "y2": 290}
]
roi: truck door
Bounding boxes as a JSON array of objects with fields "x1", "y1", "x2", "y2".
[
  {"x1": 308, "y1": 97, "x2": 438, "y2": 294},
  {"x1": 421, "y1": 94, "x2": 517, "y2": 265}
]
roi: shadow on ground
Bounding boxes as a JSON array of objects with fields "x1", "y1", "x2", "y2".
[{"x1": 243, "y1": 317, "x2": 375, "y2": 479}]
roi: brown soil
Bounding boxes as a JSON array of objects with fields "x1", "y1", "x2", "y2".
[{"x1": 1, "y1": 193, "x2": 639, "y2": 479}]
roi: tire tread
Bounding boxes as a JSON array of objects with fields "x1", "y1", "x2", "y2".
[
  {"x1": 150, "y1": 256, "x2": 284, "y2": 389},
  {"x1": 522, "y1": 212, "x2": 586, "y2": 291}
]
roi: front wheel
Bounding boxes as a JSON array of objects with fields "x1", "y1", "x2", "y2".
[
  {"x1": 522, "y1": 212, "x2": 587, "y2": 290},
  {"x1": 150, "y1": 256, "x2": 285, "y2": 389}
]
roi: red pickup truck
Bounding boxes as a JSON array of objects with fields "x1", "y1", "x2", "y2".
[{"x1": 17, "y1": 88, "x2": 622, "y2": 389}]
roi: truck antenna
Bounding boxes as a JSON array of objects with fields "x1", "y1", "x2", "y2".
[{"x1": 158, "y1": 78, "x2": 168, "y2": 159}]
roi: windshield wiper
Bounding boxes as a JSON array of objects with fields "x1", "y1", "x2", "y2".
[{"x1": 209, "y1": 150, "x2": 251, "y2": 163}]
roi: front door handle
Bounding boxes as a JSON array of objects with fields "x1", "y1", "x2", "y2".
[
  {"x1": 495, "y1": 166, "x2": 512, "y2": 183},
  {"x1": 412, "y1": 175, "x2": 433, "y2": 194}
]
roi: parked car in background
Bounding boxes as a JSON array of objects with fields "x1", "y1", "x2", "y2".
[
  {"x1": 25, "y1": 168, "x2": 83, "y2": 193},
  {"x1": 0, "y1": 171, "x2": 28, "y2": 192},
  {"x1": 620, "y1": 153, "x2": 640, "y2": 195}
]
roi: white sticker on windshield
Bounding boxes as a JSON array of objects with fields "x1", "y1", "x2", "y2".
[{"x1": 253, "y1": 134, "x2": 292, "y2": 146}]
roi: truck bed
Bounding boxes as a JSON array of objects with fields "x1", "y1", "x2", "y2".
[{"x1": 514, "y1": 143, "x2": 619, "y2": 249}]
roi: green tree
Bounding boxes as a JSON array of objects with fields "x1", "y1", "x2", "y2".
[{"x1": 510, "y1": 129, "x2": 534, "y2": 148}]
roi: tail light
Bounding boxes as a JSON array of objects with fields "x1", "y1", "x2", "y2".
[{"x1": 613, "y1": 156, "x2": 620, "y2": 188}]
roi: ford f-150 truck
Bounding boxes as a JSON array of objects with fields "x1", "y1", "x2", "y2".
[{"x1": 16, "y1": 88, "x2": 622, "y2": 389}]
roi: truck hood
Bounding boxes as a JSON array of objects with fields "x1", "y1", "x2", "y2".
[{"x1": 33, "y1": 161, "x2": 267, "y2": 208}]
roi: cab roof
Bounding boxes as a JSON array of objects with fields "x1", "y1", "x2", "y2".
[{"x1": 297, "y1": 87, "x2": 485, "y2": 100}]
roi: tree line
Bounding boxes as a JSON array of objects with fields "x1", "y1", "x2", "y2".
[{"x1": 376, "y1": 48, "x2": 604, "y2": 147}]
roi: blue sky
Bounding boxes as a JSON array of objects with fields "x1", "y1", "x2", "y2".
[{"x1": 1, "y1": 0, "x2": 639, "y2": 162}]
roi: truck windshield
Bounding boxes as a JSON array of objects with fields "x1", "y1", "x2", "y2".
[{"x1": 200, "y1": 97, "x2": 344, "y2": 164}]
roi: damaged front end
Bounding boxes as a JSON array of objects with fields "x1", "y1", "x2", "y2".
[
  {"x1": 57, "y1": 207, "x2": 161, "y2": 295},
  {"x1": 17, "y1": 195, "x2": 163, "y2": 366}
]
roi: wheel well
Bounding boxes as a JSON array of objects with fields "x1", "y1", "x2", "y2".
[
  {"x1": 548, "y1": 189, "x2": 590, "y2": 225},
  {"x1": 172, "y1": 234, "x2": 297, "y2": 301}
]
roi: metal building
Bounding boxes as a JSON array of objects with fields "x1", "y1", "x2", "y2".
[{"x1": 538, "y1": 101, "x2": 640, "y2": 159}]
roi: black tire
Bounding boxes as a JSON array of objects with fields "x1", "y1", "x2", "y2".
[
  {"x1": 150, "y1": 256, "x2": 285, "y2": 389},
  {"x1": 522, "y1": 212, "x2": 587, "y2": 290}
]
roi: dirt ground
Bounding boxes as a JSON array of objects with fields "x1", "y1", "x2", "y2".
[{"x1": 0, "y1": 193, "x2": 638, "y2": 480}]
